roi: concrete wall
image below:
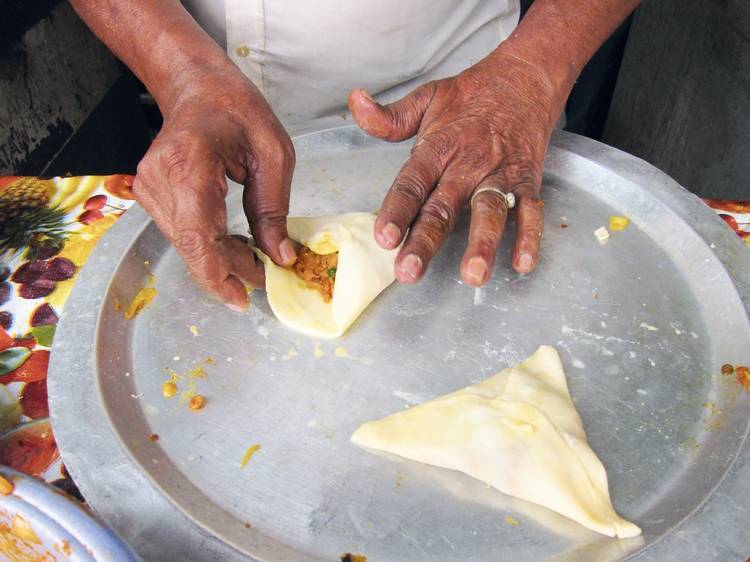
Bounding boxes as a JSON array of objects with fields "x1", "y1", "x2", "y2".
[
  {"x1": 0, "y1": 1, "x2": 148, "y2": 176},
  {"x1": 604, "y1": 0, "x2": 750, "y2": 199}
]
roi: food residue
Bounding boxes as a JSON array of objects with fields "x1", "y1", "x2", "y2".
[
  {"x1": 736, "y1": 366, "x2": 750, "y2": 392},
  {"x1": 164, "y1": 357, "x2": 212, "y2": 409},
  {"x1": 189, "y1": 325, "x2": 199, "y2": 337},
  {"x1": 188, "y1": 395, "x2": 205, "y2": 410},
  {"x1": 162, "y1": 381, "x2": 177, "y2": 398},
  {"x1": 55, "y1": 540, "x2": 73, "y2": 556},
  {"x1": 281, "y1": 348, "x2": 298, "y2": 361},
  {"x1": 113, "y1": 298, "x2": 122, "y2": 313},
  {"x1": 148, "y1": 433, "x2": 159, "y2": 443},
  {"x1": 11, "y1": 515, "x2": 40, "y2": 544},
  {"x1": 124, "y1": 286, "x2": 157, "y2": 320},
  {"x1": 314, "y1": 342, "x2": 325, "y2": 358},
  {"x1": 560, "y1": 223, "x2": 569, "y2": 228},
  {"x1": 594, "y1": 226, "x2": 610, "y2": 244},
  {"x1": 0, "y1": 518, "x2": 44, "y2": 559},
  {"x1": 334, "y1": 346, "x2": 349, "y2": 358},
  {"x1": 703, "y1": 401, "x2": 725, "y2": 432},
  {"x1": 0, "y1": 475, "x2": 13, "y2": 495},
  {"x1": 721, "y1": 364, "x2": 734, "y2": 375},
  {"x1": 340, "y1": 554, "x2": 367, "y2": 562},
  {"x1": 240, "y1": 444, "x2": 261, "y2": 469},
  {"x1": 608, "y1": 215, "x2": 630, "y2": 231},
  {"x1": 292, "y1": 245, "x2": 338, "y2": 302},
  {"x1": 505, "y1": 515, "x2": 520, "y2": 526}
]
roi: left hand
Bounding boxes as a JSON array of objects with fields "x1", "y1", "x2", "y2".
[{"x1": 349, "y1": 51, "x2": 562, "y2": 287}]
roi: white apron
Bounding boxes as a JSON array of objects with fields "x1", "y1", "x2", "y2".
[{"x1": 182, "y1": 0, "x2": 519, "y2": 128}]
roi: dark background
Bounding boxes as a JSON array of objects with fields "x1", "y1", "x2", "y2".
[{"x1": 1, "y1": 0, "x2": 749, "y2": 199}]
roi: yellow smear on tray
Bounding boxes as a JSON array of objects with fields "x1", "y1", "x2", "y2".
[
  {"x1": 163, "y1": 357, "x2": 213, "y2": 409},
  {"x1": 240, "y1": 444, "x2": 261, "y2": 469},
  {"x1": 608, "y1": 215, "x2": 630, "y2": 231},
  {"x1": 11, "y1": 515, "x2": 40, "y2": 544},
  {"x1": 162, "y1": 381, "x2": 177, "y2": 398},
  {"x1": 281, "y1": 348, "x2": 298, "y2": 361},
  {"x1": 122, "y1": 272, "x2": 156, "y2": 320},
  {"x1": 179, "y1": 361, "x2": 209, "y2": 404},
  {"x1": 0, "y1": 475, "x2": 13, "y2": 495},
  {"x1": 124, "y1": 286, "x2": 157, "y2": 320}
]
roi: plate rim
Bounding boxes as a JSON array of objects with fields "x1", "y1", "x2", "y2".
[{"x1": 49, "y1": 126, "x2": 750, "y2": 561}]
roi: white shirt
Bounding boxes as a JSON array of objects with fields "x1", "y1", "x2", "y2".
[{"x1": 182, "y1": 1, "x2": 519, "y2": 128}]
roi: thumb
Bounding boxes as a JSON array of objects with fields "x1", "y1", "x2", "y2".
[
  {"x1": 243, "y1": 134, "x2": 297, "y2": 267},
  {"x1": 348, "y1": 83, "x2": 436, "y2": 142}
]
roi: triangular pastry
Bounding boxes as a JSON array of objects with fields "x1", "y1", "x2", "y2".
[
  {"x1": 352, "y1": 345, "x2": 641, "y2": 538},
  {"x1": 256, "y1": 212, "x2": 398, "y2": 338}
]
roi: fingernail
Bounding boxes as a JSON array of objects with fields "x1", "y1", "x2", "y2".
[
  {"x1": 399, "y1": 254, "x2": 423, "y2": 282},
  {"x1": 227, "y1": 302, "x2": 246, "y2": 313},
  {"x1": 517, "y1": 253, "x2": 533, "y2": 272},
  {"x1": 465, "y1": 257, "x2": 487, "y2": 286},
  {"x1": 380, "y1": 223, "x2": 401, "y2": 248},
  {"x1": 360, "y1": 89, "x2": 375, "y2": 103},
  {"x1": 279, "y1": 238, "x2": 297, "y2": 265}
]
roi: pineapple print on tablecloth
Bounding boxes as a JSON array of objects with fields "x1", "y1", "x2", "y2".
[{"x1": 0, "y1": 178, "x2": 68, "y2": 260}]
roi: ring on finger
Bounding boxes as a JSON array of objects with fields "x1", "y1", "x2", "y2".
[{"x1": 470, "y1": 186, "x2": 515, "y2": 211}]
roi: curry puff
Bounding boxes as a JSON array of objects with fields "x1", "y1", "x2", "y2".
[
  {"x1": 353, "y1": 346, "x2": 641, "y2": 538},
  {"x1": 255, "y1": 213, "x2": 398, "y2": 338}
]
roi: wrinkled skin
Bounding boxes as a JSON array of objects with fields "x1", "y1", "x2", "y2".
[
  {"x1": 349, "y1": 52, "x2": 559, "y2": 287},
  {"x1": 135, "y1": 53, "x2": 557, "y2": 306},
  {"x1": 132, "y1": 68, "x2": 297, "y2": 310},
  {"x1": 71, "y1": 0, "x2": 639, "y2": 306}
]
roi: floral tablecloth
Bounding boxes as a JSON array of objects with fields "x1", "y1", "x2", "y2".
[
  {"x1": 0, "y1": 175, "x2": 135, "y2": 497},
  {"x1": 0, "y1": 176, "x2": 748, "y2": 498}
]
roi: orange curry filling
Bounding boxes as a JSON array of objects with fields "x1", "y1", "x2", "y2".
[{"x1": 292, "y1": 245, "x2": 338, "y2": 303}]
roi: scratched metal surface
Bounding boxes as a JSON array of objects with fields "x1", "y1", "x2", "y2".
[{"x1": 49, "y1": 126, "x2": 750, "y2": 562}]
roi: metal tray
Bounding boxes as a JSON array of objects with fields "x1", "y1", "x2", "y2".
[{"x1": 49, "y1": 126, "x2": 750, "y2": 562}]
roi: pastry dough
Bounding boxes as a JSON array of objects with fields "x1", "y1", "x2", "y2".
[
  {"x1": 255, "y1": 213, "x2": 398, "y2": 338},
  {"x1": 352, "y1": 345, "x2": 641, "y2": 538}
]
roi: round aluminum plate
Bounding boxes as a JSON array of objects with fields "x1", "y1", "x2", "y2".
[{"x1": 49, "y1": 126, "x2": 750, "y2": 561}]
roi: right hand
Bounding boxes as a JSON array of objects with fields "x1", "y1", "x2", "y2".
[{"x1": 133, "y1": 67, "x2": 297, "y2": 311}]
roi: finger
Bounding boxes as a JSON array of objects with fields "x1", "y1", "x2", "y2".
[
  {"x1": 138, "y1": 137, "x2": 258, "y2": 310},
  {"x1": 223, "y1": 236, "x2": 265, "y2": 289},
  {"x1": 348, "y1": 83, "x2": 436, "y2": 142},
  {"x1": 374, "y1": 137, "x2": 453, "y2": 250},
  {"x1": 243, "y1": 134, "x2": 297, "y2": 267},
  {"x1": 460, "y1": 178, "x2": 510, "y2": 287},
  {"x1": 163, "y1": 171, "x2": 253, "y2": 309},
  {"x1": 174, "y1": 228, "x2": 250, "y2": 311},
  {"x1": 512, "y1": 196, "x2": 544, "y2": 273},
  {"x1": 394, "y1": 169, "x2": 469, "y2": 284}
]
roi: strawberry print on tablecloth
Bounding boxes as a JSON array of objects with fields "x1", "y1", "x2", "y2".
[{"x1": 703, "y1": 199, "x2": 750, "y2": 246}]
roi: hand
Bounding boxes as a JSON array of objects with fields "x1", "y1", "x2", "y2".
[
  {"x1": 349, "y1": 51, "x2": 561, "y2": 287},
  {"x1": 133, "y1": 67, "x2": 297, "y2": 310}
]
